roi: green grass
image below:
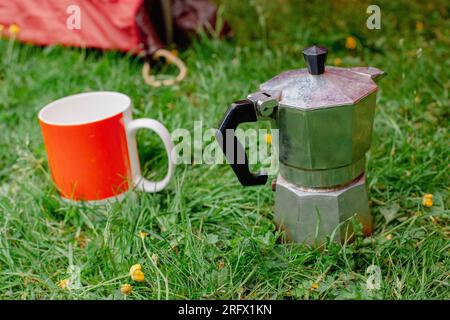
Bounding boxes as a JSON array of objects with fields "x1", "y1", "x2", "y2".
[{"x1": 0, "y1": 0, "x2": 448, "y2": 299}]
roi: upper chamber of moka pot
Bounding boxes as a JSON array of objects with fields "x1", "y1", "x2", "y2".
[{"x1": 260, "y1": 46, "x2": 385, "y2": 188}]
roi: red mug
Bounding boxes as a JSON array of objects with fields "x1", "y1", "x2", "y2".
[{"x1": 39, "y1": 91, "x2": 175, "y2": 203}]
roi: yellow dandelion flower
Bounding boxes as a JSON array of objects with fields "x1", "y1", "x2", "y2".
[
  {"x1": 334, "y1": 58, "x2": 343, "y2": 66},
  {"x1": 415, "y1": 21, "x2": 424, "y2": 32},
  {"x1": 58, "y1": 278, "x2": 70, "y2": 289},
  {"x1": 422, "y1": 194, "x2": 433, "y2": 207},
  {"x1": 138, "y1": 231, "x2": 149, "y2": 239},
  {"x1": 120, "y1": 283, "x2": 133, "y2": 295},
  {"x1": 423, "y1": 199, "x2": 433, "y2": 207},
  {"x1": 8, "y1": 24, "x2": 20, "y2": 35},
  {"x1": 129, "y1": 263, "x2": 145, "y2": 282},
  {"x1": 129, "y1": 263, "x2": 142, "y2": 276},
  {"x1": 310, "y1": 282, "x2": 319, "y2": 290},
  {"x1": 131, "y1": 270, "x2": 145, "y2": 282},
  {"x1": 345, "y1": 36, "x2": 357, "y2": 50},
  {"x1": 264, "y1": 133, "x2": 272, "y2": 145}
]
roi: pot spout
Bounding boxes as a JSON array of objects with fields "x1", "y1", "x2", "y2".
[{"x1": 351, "y1": 67, "x2": 386, "y2": 83}]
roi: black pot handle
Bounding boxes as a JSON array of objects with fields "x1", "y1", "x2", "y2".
[{"x1": 216, "y1": 99, "x2": 268, "y2": 186}]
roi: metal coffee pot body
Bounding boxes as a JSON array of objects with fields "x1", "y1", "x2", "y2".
[{"x1": 217, "y1": 46, "x2": 385, "y2": 245}]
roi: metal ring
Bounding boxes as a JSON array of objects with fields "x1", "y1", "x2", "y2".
[{"x1": 142, "y1": 49, "x2": 187, "y2": 87}]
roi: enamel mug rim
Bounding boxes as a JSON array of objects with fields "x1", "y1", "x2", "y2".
[{"x1": 38, "y1": 91, "x2": 131, "y2": 126}]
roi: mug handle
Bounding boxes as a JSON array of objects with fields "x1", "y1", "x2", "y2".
[{"x1": 127, "y1": 119, "x2": 175, "y2": 193}]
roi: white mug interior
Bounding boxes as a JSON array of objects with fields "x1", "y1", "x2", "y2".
[{"x1": 38, "y1": 91, "x2": 131, "y2": 125}]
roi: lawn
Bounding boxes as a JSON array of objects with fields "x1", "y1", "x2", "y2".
[{"x1": 0, "y1": 0, "x2": 448, "y2": 299}]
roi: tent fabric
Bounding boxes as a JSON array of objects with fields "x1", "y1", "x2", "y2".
[{"x1": 0, "y1": 0, "x2": 145, "y2": 53}]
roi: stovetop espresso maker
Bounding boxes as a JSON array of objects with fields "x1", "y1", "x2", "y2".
[{"x1": 217, "y1": 46, "x2": 385, "y2": 245}]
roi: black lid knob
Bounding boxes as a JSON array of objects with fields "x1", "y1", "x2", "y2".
[{"x1": 303, "y1": 46, "x2": 328, "y2": 75}]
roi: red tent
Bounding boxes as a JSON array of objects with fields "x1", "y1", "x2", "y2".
[
  {"x1": 0, "y1": 0, "x2": 228, "y2": 86},
  {"x1": 1, "y1": 0, "x2": 146, "y2": 53}
]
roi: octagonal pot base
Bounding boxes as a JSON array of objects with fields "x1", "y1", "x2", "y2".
[{"x1": 274, "y1": 173, "x2": 373, "y2": 245}]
